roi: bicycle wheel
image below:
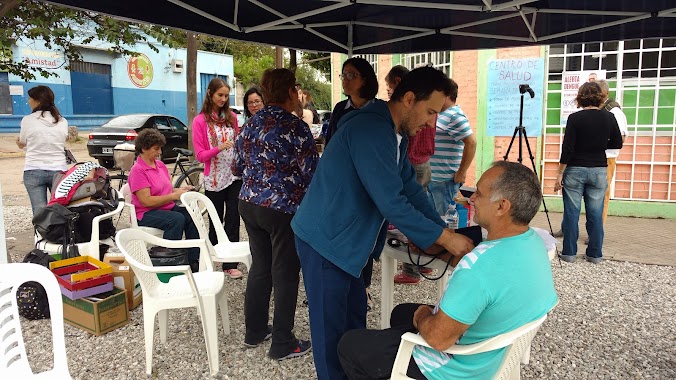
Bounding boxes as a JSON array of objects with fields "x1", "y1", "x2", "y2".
[{"x1": 174, "y1": 167, "x2": 207, "y2": 213}]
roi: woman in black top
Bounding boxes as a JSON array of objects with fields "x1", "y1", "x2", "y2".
[{"x1": 554, "y1": 82, "x2": 623, "y2": 263}]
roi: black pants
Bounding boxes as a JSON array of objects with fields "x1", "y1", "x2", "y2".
[
  {"x1": 205, "y1": 180, "x2": 242, "y2": 270},
  {"x1": 239, "y1": 200, "x2": 300, "y2": 356},
  {"x1": 338, "y1": 303, "x2": 428, "y2": 380}
]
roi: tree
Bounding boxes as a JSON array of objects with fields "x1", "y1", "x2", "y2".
[
  {"x1": 0, "y1": 0, "x2": 183, "y2": 81},
  {"x1": 302, "y1": 52, "x2": 331, "y2": 81},
  {"x1": 295, "y1": 64, "x2": 331, "y2": 110}
]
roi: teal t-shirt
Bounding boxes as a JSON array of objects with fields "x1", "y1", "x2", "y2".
[{"x1": 412, "y1": 228, "x2": 558, "y2": 379}]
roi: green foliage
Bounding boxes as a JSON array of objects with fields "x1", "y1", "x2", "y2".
[
  {"x1": 0, "y1": 0, "x2": 183, "y2": 81},
  {"x1": 302, "y1": 52, "x2": 331, "y2": 81},
  {"x1": 295, "y1": 65, "x2": 331, "y2": 110}
]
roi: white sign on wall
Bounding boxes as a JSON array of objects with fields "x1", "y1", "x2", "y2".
[{"x1": 560, "y1": 70, "x2": 606, "y2": 125}]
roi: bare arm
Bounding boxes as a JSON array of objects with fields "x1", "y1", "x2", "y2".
[
  {"x1": 553, "y1": 163, "x2": 567, "y2": 192},
  {"x1": 454, "y1": 134, "x2": 477, "y2": 184},
  {"x1": 134, "y1": 187, "x2": 188, "y2": 208},
  {"x1": 413, "y1": 305, "x2": 470, "y2": 351}
]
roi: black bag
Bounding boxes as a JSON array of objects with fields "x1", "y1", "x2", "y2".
[
  {"x1": 148, "y1": 246, "x2": 189, "y2": 266},
  {"x1": 69, "y1": 204, "x2": 116, "y2": 243},
  {"x1": 32, "y1": 203, "x2": 80, "y2": 259},
  {"x1": 17, "y1": 249, "x2": 56, "y2": 320}
]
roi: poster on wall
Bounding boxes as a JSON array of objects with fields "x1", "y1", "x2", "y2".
[
  {"x1": 560, "y1": 70, "x2": 606, "y2": 125},
  {"x1": 486, "y1": 58, "x2": 545, "y2": 137},
  {"x1": 127, "y1": 53, "x2": 154, "y2": 88}
]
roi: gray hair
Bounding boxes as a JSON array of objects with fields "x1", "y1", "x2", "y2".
[
  {"x1": 596, "y1": 79, "x2": 610, "y2": 95},
  {"x1": 488, "y1": 161, "x2": 542, "y2": 225}
]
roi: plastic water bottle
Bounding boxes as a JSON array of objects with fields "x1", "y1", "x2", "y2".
[{"x1": 444, "y1": 203, "x2": 459, "y2": 230}]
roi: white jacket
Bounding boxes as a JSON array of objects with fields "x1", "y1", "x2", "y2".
[{"x1": 19, "y1": 111, "x2": 68, "y2": 171}]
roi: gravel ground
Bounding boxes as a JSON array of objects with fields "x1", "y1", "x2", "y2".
[{"x1": 5, "y1": 201, "x2": 675, "y2": 379}]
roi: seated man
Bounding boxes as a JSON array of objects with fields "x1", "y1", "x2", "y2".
[{"x1": 337, "y1": 161, "x2": 559, "y2": 380}]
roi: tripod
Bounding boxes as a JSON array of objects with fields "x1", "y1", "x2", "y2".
[{"x1": 503, "y1": 84, "x2": 555, "y2": 235}]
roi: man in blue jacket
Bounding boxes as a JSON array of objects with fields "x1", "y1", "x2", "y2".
[{"x1": 291, "y1": 67, "x2": 475, "y2": 380}]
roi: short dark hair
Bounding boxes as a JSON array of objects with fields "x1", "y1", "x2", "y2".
[
  {"x1": 390, "y1": 67, "x2": 453, "y2": 103},
  {"x1": 243, "y1": 87, "x2": 263, "y2": 118},
  {"x1": 576, "y1": 82, "x2": 604, "y2": 108},
  {"x1": 343, "y1": 57, "x2": 378, "y2": 100},
  {"x1": 135, "y1": 128, "x2": 166, "y2": 155},
  {"x1": 385, "y1": 65, "x2": 410, "y2": 84},
  {"x1": 489, "y1": 161, "x2": 542, "y2": 225},
  {"x1": 261, "y1": 68, "x2": 296, "y2": 104}
]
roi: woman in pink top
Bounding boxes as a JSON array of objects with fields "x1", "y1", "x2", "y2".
[
  {"x1": 127, "y1": 129, "x2": 200, "y2": 270},
  {"x1": 192, "y1": 78, "x2": 244, "y2": 279}
]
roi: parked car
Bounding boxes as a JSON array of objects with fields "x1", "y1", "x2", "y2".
[
  {"x1": 231, "y1": 106, "x2": 246, "y2": 127},
  {"x1": 87, "y1": 114, "x2": 189, "y2": 169}
]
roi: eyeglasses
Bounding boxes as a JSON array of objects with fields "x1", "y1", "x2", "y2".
[
  {"x1": 339, "y1": 72, "x2": 360, "y2": 81},
  {"x1": 247, "y1": 100, "x2": 262, "y2": 106}
]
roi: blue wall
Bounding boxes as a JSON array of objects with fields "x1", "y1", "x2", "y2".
[{"x1": 0, "y1": 37, "x2": 234, "y2": 132}]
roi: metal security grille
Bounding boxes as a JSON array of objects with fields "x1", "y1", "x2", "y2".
[
  {"x1": 542, "y1": 39, "x2": 676, "y2": 202},
  {"x1": 401, "y1": 52, "x2": 452, "y2": 77},
  {"x1": 70, "y1": 61, "x2": 111, "y2": 75}
]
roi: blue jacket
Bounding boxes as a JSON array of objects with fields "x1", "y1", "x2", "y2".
[{"x1": 291, "y1": 100, "x2": 445, "y2": 278}]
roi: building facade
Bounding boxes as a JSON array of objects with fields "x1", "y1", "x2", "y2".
[
  {"x1": 0, "y1": 37, "x2": 234, "y2": 131},
  {"x1": 330, "y1": 38, "x2": 676, "y2": 218}
]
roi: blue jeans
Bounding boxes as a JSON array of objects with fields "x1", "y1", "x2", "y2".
[
  {"x1": 296, "y1": 235, "x2": 366, "y2": 380},
  {"x1": 138, "y1": 205, "x2": 201, "y2": 261},
  {"x1": 428, "y1": 179, "x2": 462, "y2": 216},
  {"x1": 561, "y1": 167, "x2": 607, "y2": 259},
  {"x1": 24, "y1": 170, "x2": 60, "y2": 215}
]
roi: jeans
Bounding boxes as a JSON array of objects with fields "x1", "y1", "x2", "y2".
[
  {"x1": 24, "y1": 169, "x2": 60, "y2": 215},
  {"x1": 205, "y1": 180, "x2": 243, "y2": 270},
  {"x1": 296, "y1": 236, "x2": 367, "y2": 380},
  {"x1": 239, "y1": 201, "x2": 300, "y2": 357},
  {"x1": 138, "y1": 205, "x2": 201, "y2": 261},
  {"x1": 428, "y1": 178, "x2": 462, "y2": 216},
  {"x1": 337, "y1": 303, "x2": 428, "y2": 380},
  {"x1": 561, "y1": 166, "x2": 607, "y2": 259}
]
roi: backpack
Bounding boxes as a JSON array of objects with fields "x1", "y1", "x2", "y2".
[
  {"x1": 49, "y1": 162, "x2": 114, "y2": 208},
  {"x1": 17, "y1": 249, "x2": 56, "y2": 320},
  {"x1": 32, "y1": 203, "x2": 80, "y2": 259}
]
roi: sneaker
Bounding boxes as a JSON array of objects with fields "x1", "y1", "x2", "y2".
[
  {"x1": 552, "y1": 229, "x2": 563, "y2": 238},
  {"x1": 419, "y1": 267, "x2": 433, "y2": 275},
  {"x1": 394, "y1": 272, "x2": 421, "y2": 284},
  {"x1": 269, "y1": 339, "x2": 312, "y2": 361},
  {"x1": 585, "y1": 256, "x2": 603, "y2": 264},
  {"x1": 224, "y1": 268, "x2": 243, "y2": 279},
  {"x1": 244, "y1": 325, "x2": 273, "y2": 348},
  {"x1": 558, "y1": 254, "x2": 576, "y2": 263}
]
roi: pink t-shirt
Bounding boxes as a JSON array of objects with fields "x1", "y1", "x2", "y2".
[{"x1": 128, "y1": 157, "x2": 175, "y2": 220}]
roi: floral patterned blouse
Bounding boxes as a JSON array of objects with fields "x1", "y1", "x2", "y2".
[
  {"x1": 233, "y1": 105, "x2": 318, "y2": 214},
  {"x1": 204, "y1": 121, "x2": 238, "y2": 192}
]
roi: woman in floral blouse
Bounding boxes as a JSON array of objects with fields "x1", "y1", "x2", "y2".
[
  {"x1": 192, "y1": 78, "x2": 244, "y2": 279},
  {"x1": 233, "y1": 68, "x2": 318, "y2": 360}
]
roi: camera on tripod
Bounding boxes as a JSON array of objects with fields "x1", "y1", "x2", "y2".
[{"x1": 519, "y1": 84, "x2": 535, "y2": 98}]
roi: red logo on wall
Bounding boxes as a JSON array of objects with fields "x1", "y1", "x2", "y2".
[{"x1": 127, "y1": 53, "x2": 153, "y2": 88}]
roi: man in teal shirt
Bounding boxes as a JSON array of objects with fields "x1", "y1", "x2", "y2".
[{"x1": 338, "y1": 161, "x2": 559, "y2": 379}]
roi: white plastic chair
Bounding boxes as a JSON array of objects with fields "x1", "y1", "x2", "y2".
[
  {"x1": 115, "y1": 229, "x2": 228, "y2": 376},
  {"x1": 35, "y1": 194, "x2": 125, "y2": 258},
  {"x1": 120, "y1": 184, "x2": 164, "y2": 238},
  {"x1": 180, "y1": 192, "x2": 252, "y2": 271},
  {"x1": 0, "y1": 263, "x2": 72, "y2": 379},
  {"x1": 390, "y1": 314, "x2": 549, "y2": 380}
]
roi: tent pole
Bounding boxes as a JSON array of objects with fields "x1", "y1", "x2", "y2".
[{"x1": 347, "y1": 23, "x2": 353, "y2": 57}]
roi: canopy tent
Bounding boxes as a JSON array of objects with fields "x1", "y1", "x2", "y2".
[{"x1": 44, "y1": 0, "x2": 676, "y2": 54}]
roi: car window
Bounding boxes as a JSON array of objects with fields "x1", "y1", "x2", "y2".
[
  {"x1": 169, "y1": 117, "x2": 187, "y2": 132},
  {"x1": 102, "y1": 115, "x2": 149, "y2": 128},
  {"x1": 154, "y1": 117, "x2": 171, "y2": 131}
]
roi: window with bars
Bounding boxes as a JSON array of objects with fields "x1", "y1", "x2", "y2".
[
  {"x1": 401, "y1": 52, "x2": 452, "y2": 77},
  {"x1": 543, "y1": 39, "x2": 676, "y2": 202},
  {"x1": 354, "y1": 54, "x2": 378, "y2": 77}
]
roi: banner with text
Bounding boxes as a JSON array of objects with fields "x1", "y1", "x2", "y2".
[
  {"x1": 486, "y1": 58, "x2": 544, "y2": 137},
  {"x1": 559, "y1": 70, "x2": 606, "y2": 125}
]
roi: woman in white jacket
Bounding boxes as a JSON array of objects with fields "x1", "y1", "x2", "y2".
[{"x1": 16, "y1": 85, "x2": 68, "y2": 214}]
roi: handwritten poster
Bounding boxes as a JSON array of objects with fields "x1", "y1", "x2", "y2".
[
  {"x1": 486, "y1": 58, "x2": 544, "y2": 137},
  {"x1": 560, "y1": 70, "x2": 606, "y2": 124}
]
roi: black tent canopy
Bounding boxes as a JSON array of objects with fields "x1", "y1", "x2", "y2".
[{"x1": 44, "y1": 0, "x2": 676, "y2": 54}]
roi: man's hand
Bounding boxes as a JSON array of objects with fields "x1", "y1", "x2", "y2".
[
  {"x1": 413, "y1": 305, "x2": 434, "y2": 330},
  {"x1": 409, "y1": 241, "x2": 445, "y2": 255},
  {"x1": 554, "y1": 174, "x2": 563, "y2": 192},
  {"x1": 436, "y1": 228, "x2": 474, "y2": 257},
  {"x1": 454, "y1": 170, "x2": 466, "y2": 184}
]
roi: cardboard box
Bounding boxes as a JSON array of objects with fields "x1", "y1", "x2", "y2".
[
  {"x1": 103, "y1": 256, "x2": 142, "y2": 310},
  {"x1": 62, "y1": 286, "x2": 129, "y2": 336}
]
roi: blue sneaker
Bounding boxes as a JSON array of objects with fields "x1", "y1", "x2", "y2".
[{"x1": 269, "y1": 339, "x2": 312, "y2": 361}]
